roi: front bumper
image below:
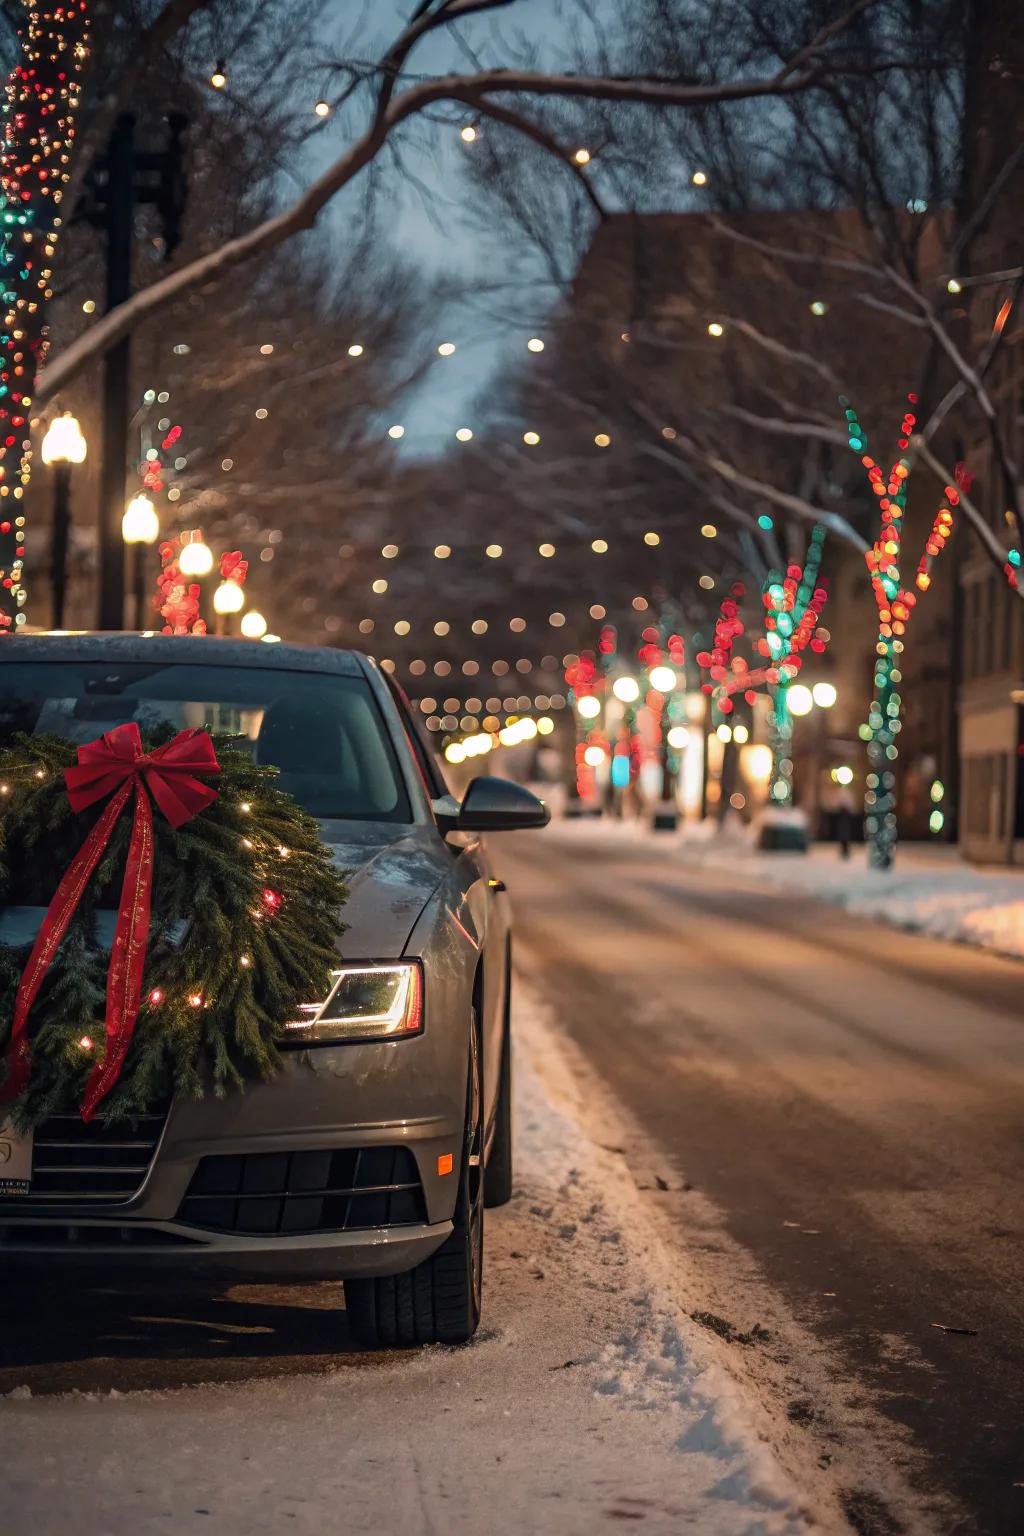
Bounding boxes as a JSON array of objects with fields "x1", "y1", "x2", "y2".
[{"x1": 0, "y1": 1034, "x2": 466, "y2": 1279}]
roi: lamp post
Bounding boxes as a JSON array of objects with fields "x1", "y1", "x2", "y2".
[
  {"x1": 648, "y1": 665, "x2": 679, "y2": 831},
  {"x1": 212, "y1": 577, "x2": 245, "y2": 636},
  {"x1": 121, "y1": 492, "x2": 159, "y2": 629},
  {"x1": 40, "y1": 413, "x2": 87, "y2": 628}
]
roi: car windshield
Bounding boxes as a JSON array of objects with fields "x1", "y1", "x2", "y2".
[{"x1": 0, "y1": 661, "x2": 412, "y2": 823}]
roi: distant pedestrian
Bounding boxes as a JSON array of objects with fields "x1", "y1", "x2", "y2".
[{"x1": 835, "y1": 786, "x2": 856, "y2": 859}]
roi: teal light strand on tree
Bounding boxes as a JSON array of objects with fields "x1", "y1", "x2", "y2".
[
  {"x1": 0, "y1": 2, "x2": 91, "y2": 632},
  {"x1": 841, "y1": 396, "x2": 960, "y2": 871}
]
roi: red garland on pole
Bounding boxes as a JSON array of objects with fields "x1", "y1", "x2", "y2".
[{"x1": 0, "y1": 723, "x2": 219, "y2": 1119}]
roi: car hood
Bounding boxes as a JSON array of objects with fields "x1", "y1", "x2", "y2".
[
  {"x1": 318, "y1": 820, "x2": 449, "y2": 960},
  {"x1": 0, "y1": 822, "x2": 448, "y2": 963}
]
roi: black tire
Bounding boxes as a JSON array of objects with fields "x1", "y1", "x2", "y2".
[
  {"x1": 345, "y1": 1022, "x2": 484, "y2": 1348},
  {"x1": 484, "y1": 947, "x2": 513, "y2": 1208}
]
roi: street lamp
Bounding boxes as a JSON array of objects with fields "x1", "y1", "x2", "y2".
[
  {"x1": 612, "y1": 675, "x2": 640, "y2": 703},
  {"x1": 178, "y1": 538, "x2": 214, "y2": 577},
  {"x1": 649, "y1": 665, "x2": 680, "y2": 830},
  {"x1": 240, "y1": 608, "x2": 267, "y2": 639},
  {"x1": 212, "y1": 577, "x2": 245, "y2": 635},
  {"x1": 121, "y1": 493, "x2": 159, "y2": 630},
  {"x1": 40, "y1": 412, "x2": 87, "y2": 628}
]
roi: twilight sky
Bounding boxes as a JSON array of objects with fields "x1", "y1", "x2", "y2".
[{"x1": 312, "y1": 0, "x2": 635, "y2": 450}]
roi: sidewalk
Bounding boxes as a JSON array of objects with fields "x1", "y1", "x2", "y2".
[{"x1": 547, "y1": 814, "x2": 1024, "y2": 964}]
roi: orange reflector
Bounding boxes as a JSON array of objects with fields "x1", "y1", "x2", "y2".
[{"x1": 437, "y1": 1153, "x2": 454, "y2": 1177}]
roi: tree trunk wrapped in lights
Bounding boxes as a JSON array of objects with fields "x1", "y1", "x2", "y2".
[
  {"x1": 841, "y1": 397, "x2": 960, "y2": 871},
  {"x1": 0, "y1": 1, "x2": 91, "y2": 632},
  {"x1": 698, "y1": 530, "x2": 829, "y2": 809}
]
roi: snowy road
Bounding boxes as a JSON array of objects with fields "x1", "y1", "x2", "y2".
[{"x1": 494, "y1": 826, "x2": 1024, "y2": 1536}]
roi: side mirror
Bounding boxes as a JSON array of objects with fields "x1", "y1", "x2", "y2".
[{"x1": 435, "y1": 776, "x2": 550, "y2": 833}]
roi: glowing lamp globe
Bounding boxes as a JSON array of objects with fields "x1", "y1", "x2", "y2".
[
  {"x1": 788, "y1": 684, "x2": 814, "y2": 716},
  {"x1": 583, "y1": 745, "x2": 605, "y2": 768},
  {"x1": 576, "y1": 694, "x2": 601, "y2": 719},
  {"x1": 648, "y1": 665, "x2": 677, "y2": 693},
  {"x1": 612, "y1": 676, "x2": 640, "y2": 704},
  {"x1": 121, "y1": 493, "x2": 159, "y2": 545},
  {"x1": 240, "y1": 609, "x2": 268, "y2": 639},
  {"x1": 41, "y1": 413, "x2": 87, "y2": 466},
  {"x1": 213, "y1": 580, "x2": 245, "y2": 615},
  {"x1": 667, "y1": 725, "x2": 690, "y2": 749},
  {"x1": 811, "y1": 681, "x2": 837, "y2": 709},
  {"x1": 178, "y1": 539, "x2": 214, "y2": 577}
]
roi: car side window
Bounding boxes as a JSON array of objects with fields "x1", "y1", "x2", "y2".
[{"x1": 383, "y1": 674, "x2": 448, "y2": 798}]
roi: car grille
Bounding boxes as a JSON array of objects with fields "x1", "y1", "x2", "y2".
[
  {"x1": 177, "y1": 1146, "x2": 427, "y2": 1236},
  {"x1": 0, "y1": 1109, "x2": 168, "y2": 1212},
  {"x1": 0, "y1": 1223, "x2": 195, "y2": 1248}
]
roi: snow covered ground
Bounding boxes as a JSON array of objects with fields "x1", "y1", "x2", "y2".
[
  {"x1": 549, "y1": 815, "x2": 1024, "y2": 963},
  {"x1": 2, "y1": 992, "x2": 823, "y2": 1536}
]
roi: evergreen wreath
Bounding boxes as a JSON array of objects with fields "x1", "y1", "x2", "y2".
[{"x1": 0, "y1": 728, "x2": 348, "y2": 1130}]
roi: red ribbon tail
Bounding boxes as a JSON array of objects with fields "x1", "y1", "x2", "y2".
[
  {"x1": 0, "y1": 784, "x2": 131, "y2": 1105},
  {"x1": 81, "y1": 787, "x2": 155, "y2": 1123}
]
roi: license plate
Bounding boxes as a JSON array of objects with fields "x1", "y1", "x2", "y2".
[{"x1": 0, "y1": 1116, "x2": 32, "y2": 1195}]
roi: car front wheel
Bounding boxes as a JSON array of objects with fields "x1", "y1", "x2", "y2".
[{"x1": 345, "y1": 1022, "x2": 484, "y2": 1348}]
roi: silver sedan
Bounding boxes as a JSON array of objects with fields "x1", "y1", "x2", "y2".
[{"x1": 0, "y1": 635, "x2": 549, "y2": 1346}]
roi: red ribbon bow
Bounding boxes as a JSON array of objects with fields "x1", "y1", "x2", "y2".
[{"x1": 1, "y1": 724, "x2": 220, "y2": 1121}]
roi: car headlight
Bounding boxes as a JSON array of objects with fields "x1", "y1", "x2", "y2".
[{"x1": 284, "y1": 961, "x2": 423, "y2": 1044}]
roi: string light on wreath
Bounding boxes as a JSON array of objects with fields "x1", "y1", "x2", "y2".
[
  {"x1": 0, "y1": 728, "x2": 347, "y2": 1125},
  {"x1": 0, "y1": 1, "x2": 91, "y2": 630}
]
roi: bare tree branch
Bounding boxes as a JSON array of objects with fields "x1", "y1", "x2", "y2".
[
  {"x1": 39, "y1": 0, "x2": 902, "y2": 403},
  {"x1": 914, "y1": 438, "x2": 1023, "y2": 601}
]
